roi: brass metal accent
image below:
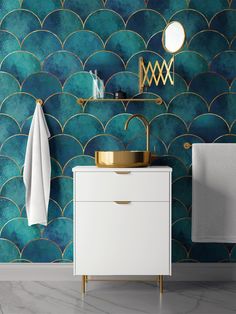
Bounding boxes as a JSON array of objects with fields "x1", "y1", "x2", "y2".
[
  {"x1": 115, "y1": 171, "x2": 131, "y2": 174},
  {"x1": 82, "y1": 275, "x2": 86, "y2": 294},
  {"x1": 95, "y1": 151, "x2": 151, "y2": 168},
  {"x1": 114, "y1": 201, "x2": 131, "y2": 204},
  {"x1": 125, "y1": 114, "x2": 150, "y2": 151},
  {"x1": 36, "y1": 98, "x2": 43, "y2": 106},
  {"x1": 159, "y1": 275, "x2": 164, "y2": 294},
  {"x1": 162, "y1": 21, "x2": 186, "y2": 54},
  {"x1": 76, "y1": 98, "x2": 162, "y2": 104},
  {"x1": 139, "y1": 57, "x2": 174, "y2": 92},
  {"x1": 183, "y1": 142, "x2": 192, "y2": 150}
]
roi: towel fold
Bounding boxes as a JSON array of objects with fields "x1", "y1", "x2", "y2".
[
  {"x1": 23, "y1": 101, "x2": 51, "y2": 226},
  {"x1": 192, "y1": 143, "x2": 236, "y2": 243}
]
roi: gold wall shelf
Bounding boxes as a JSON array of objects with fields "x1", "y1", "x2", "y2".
[{"x1": 77, "y1": 97, "x2": 163, "y2": 106}]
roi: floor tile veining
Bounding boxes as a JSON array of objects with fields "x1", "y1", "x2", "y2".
[{"x1": 0, "y1": 281, "x2": 236, "y2": 314}]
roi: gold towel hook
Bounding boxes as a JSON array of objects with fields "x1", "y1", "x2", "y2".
[
  {"x1": 183, "y1": 142, "x2": 192, "y2": 150},
  {"x1": 36, "y1": 99, "x2": 43, "y2": 106}
]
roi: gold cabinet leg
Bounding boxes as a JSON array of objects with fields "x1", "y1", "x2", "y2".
[
  {"x1": 156, "y1": 275, "x2": 160, "y2": 286},
  {"x1": 82, "y1": 275, "x2": 86, "y2": 294},
  {"x1": 159, "y1": 275, "x2": 164, "y2": 294}
]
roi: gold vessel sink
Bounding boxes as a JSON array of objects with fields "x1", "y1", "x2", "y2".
[{"x1": 95, "y1": 151, "x2": 151, "y2": 168}]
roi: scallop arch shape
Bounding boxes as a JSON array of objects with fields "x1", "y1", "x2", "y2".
[
  {"x1": 22, "y1": 30, "x2": 62, "y2": 62},
  {"x1": 126, "y1": 92, "x2": 167, "y2": 121},
  {"x1": 170, "y1": 9, "x2": 208, "y2": 43},
  {"x1": 126, "y1": 9, "x2": 166, "y2": 43},
  {"x1": 1, "y1": 9, "x2": 41, "y2": 42},
  {"x1": 189, "y1": 0, "x2": 229, "y2": 20},
  {"x1": 189, "y1": 114, "x2": 229, "y2": 142},
  {"x1": 105, "y1": 113, "x2": 145, "y2": 147},
  {"x1": 84, "y1": 9, "x2": 125, "y2": 42},
  {"x1": 64, "y1": 0, "x2": 104, "y2": 20},
  {"x1": 127, "y1": 134, "x2": 167, "y2": 155},
  {"x1": 50, "y1": 158, "x2": 63, "y2": 179},
  {"x1": 0, "y1": 238, "x2": 20, "y2": 262},
  {"x1": 173, "y1": 218, "x2": 192, "y2": 249},
  {"x1": 63, "y1": 155, "x2": 95, "y2": 177},
  {"x1": 0, "y1": 176, "x2": 25, "y2": 209},
  {"x1": 64, "y1": 30, "x2": 104, "y2": 63},
  {"x1": 43, "y1": 9, "x2": 83, "y2": 42},
  {"x1": 22, "y1": 72, "x2": 62, "y2": 100},
  {"x1": 0, "y1": 156, "x2": 20, "y2": 189},
  {"x1": 0, "y1": 71, "x2": 20, "y2": 103},
  {"x1": 172, "y1": 239, "x2": 188, "y2": 262},
  {"x1": 172, "y1": 199, "x2": 189, "y2": 223},
  {"x1": 189, "y1": 72, "x2": 229, "y2": 104},
  {"x1": 84, "y1": 51, "x2": 125, "y2": 83},
  {"x1": 152, "y1": 155, "x2": 187, "y2": 181},
  {"x1": 174, "y1": 51, "x2": 208, "y2": 84},
  {"x1": 210, "y1": 93, "x2": 236, "y2": 125},
  {"x1": 1, "y1": 51, "x2": 41, "y2": 84},
  {"x1": 63, "y1": 71, "x2": 95, "y2": 99},
  {"x1": 21, "y1": 114, "x2": 62, "y2": 135},
  {"x1": 105, "y1": 0, "x2": 145, "y2": 20},
  {"x1": 148, "y1": 73, "x2": 188, "y2": 105},
  {"x1": 84, "y1": 99, "x2": 125, "y2": 126},
  {"x1": 147, "y1": 31, "x2": 174, "y2": 59},
  {"x1": 168, "y1": 134, "x2": 205, "y2": 167},
  {"x1": 148, "y1": 0, "x2": 187, "y2": 20},
  {"x1": 22, "y1": 0, "x2": 62, "y2": 20},
  {"x1": 214, "y1": 134, "x2": 236, "y2": 143},
  {"x1": 50, "y1": 177, "x2": 73, "y2": 209},
  {"x1": 0, "y1": 92, "x2": 36, "y2": 126},
  {"x1": 0, "y1": 31, "x2": 20, "y2": 62},
  {"x1": 62, "y1": 201, "x2": 73, "y2": 218},
  {"x1": 0, "y1": 197, "x2": 20, "y2": 230},
  {"x1": 0, "y1": 0, "x2": 20, "y2": 20},
  {"x1": 0, "y1": 114, "x2": 20, "y2": 146},
  {"x1": 168, "y1": 92, "x2": 208, "y2": 126},
  {"x1": 189, "y1": 30, "x2": 229, "y2": 62},
  {"x1": 105, "y1": 30, "x2": 146, "y2": 63},
  {"x1": 173, "y1": 176, "x2": 192, "y2": 208},
  {"x1": 106, "y1": 72, "x2": 139, "y2": 98},
  {"x1": 43, "y1": 217, "x2": 73, "y2": 250},
  {"x1": 64, "y1": 114, "x2": 104, "y2": 146},
  {"x1": 0, "y1": 217, "x2": 40, "y2": 251},
  {"x1": 210, "y1": 9, "x2": 236, "y2": 42},
  {"x1": 210, "y1": 50, "x2": 236, "y2": 83},
  {"x1": 63, "y1": 241, "x2": 73, "y2": 260},
  {"x1": 43, "y1": 51, "x2": 83, "y2": 83},
  {"x1": 126, "y1": 50, "x2": 164, "y2": 74},
  {"x1": 84, "y1": 134, "x2": 125, "y2": 156},
  {"x1": 0, "y1": 134, "x2": 28, "y2": 169},
  {"x1": 150, "y1": 114, "x2": 187, "y2": 147},
  {"x1": 231, "y1": 35, "x2": 236, "y2": 50},
  {"x1": 49, "y1": 134, "x2": 83, "y2": 167},
  {"x1": 44, "y1": 92, "x2": 82, "y2": 126},
  {"x1": 21, "y1": 239, "x2": 62, "y2": 262}
]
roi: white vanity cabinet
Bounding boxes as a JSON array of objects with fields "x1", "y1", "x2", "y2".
[{"x1": 73, "y1": 166, "x2": 172, "y2": 293}]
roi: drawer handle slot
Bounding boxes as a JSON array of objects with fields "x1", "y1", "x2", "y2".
[
  {"x1": 115, "y1": 171, "x2": 130, "y2": 174},
  {"x1": 114, "y1": 201, "x2": 131, "y2": 204}
]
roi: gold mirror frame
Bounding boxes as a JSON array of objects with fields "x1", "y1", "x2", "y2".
[{"x1": 162, "y1": 21, "x2": 186, "y2": 54}]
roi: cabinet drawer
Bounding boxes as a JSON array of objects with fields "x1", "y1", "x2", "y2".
[
  {"x1": 74, "y1": 201, "x2": 171, "y2": 275},
  {"x1": 74, "y1": 171, "x2": 170, "y2": 202}
]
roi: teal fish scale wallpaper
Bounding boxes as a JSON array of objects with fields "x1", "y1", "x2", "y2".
[{"x1": 0, "y1": 0, "x2": 235, "y2": 263}]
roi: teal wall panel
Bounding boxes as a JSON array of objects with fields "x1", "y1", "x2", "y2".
[{"x1": 0, "y1": 0, "x2": 235, "y2": 262}]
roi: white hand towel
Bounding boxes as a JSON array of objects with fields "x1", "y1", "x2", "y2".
[
  {"x1": 23, "y1": 101, "x2": 51, "y2": 226},
  {"x1": 192, "y1": 143, "x2": 236, "y2": 243}
]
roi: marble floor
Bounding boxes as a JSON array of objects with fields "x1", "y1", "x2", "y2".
[{"x1": 0, "y1": 281, "x2": 236, "y2": 314}]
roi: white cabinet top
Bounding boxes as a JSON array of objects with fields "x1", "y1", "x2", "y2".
[{"x1": 72, "y1": 166, "x2": 172, "y2": 172}]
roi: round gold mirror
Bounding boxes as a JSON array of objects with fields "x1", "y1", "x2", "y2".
[{"x1": 162, "y1": 21, "x2": 185, "y2": 53}]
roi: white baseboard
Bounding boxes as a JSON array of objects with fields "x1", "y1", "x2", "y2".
[{"x1": 0, "y1": 263, "x2": 236, "y2": 281}]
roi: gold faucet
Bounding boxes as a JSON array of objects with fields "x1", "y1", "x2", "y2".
[{"x1": 124, "y1": 114, "x2": 150, "y2": 151}]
